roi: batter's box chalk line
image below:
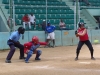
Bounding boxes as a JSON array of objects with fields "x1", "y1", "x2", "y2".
[{"x1": 79, "y1": 62, "x2": 91, "y2": 64}]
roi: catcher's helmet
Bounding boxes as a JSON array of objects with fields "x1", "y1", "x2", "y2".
[
  {"x1": 32, "y1": 36, "x2": 39, "y2": 44},
  {"x1": 18, "y1": 27, "x2": 25, "y2": 34}
]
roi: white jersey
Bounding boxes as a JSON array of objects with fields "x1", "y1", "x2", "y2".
[{"x1": 29, "y1": 15, "x2": 35, "y2": 23}]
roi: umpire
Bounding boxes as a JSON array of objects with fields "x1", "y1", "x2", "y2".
[
  {"x1": 75, "y1": 22, "x2": 95, "y2": 61},
  {"x1": 5, "y1": 27, "x2": 25, "y2": 63}
]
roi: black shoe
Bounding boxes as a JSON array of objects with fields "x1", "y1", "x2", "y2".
[
  {"x1": 75, "y1": 57, "x2": 78, "y2": 61},
  {"x1": 5, "y1": 60, "x2": 11, "y2": 63},
  {"x1": 19, "y1": 57, "x2": 26, "y2": 59},
  {"x1": 35, "y1": 58, "x2": 41, "y2": 60},
  {"x1": 91, "y1": 57, "x2": 95, "y2": 60}
]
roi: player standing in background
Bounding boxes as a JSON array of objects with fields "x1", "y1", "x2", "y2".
[
  {"x1": 75, "y1": 22, "x2": 95, "y2": 61},
  {"x1": 5, "y1": 27, "x2": 25, "y2": 63},
  {"x1": 45, "y1": 22, "x2": 56, "y2": 48},
  {"x1": 24, "y1": 36, "x2": 47, "y2": 63}
]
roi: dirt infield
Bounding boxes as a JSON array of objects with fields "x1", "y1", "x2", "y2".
[{"x1": 0, "y1": 45, "x2": 100, "y2": 75}]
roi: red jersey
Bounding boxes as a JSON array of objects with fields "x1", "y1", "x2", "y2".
[
  {"x1": 24, "y1": 41, "x2": 47, "y2": 53},
  {"x1": 78, "y1": 28, "x2": 89, "y2": 41},
  {"x1": 22, "y1": 16, "x2": 29, "y2": 22}
]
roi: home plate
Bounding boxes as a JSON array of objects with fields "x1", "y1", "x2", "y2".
[{"x1": 79, "y1": 62, "x2": 91, "y2": 64}]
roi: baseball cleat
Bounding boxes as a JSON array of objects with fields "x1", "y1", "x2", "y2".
[
  {"x1": 35, "y1": 58, "x2": 41, "y2": 60},
  {"x1": 5, "y1": 60, "x2": 11, "y2": 63},
  {"x1": 75, "y1": 57, "x2": 78, "y2": 61},
  {"x1": 91, "y1": 57, "x2": 95, "y2": 60},
  {"x1": 25, "y1": 61, "x2": 29, "y2": 63},
  {"x1": 19, "y1": 57, "x2": 26, "y2": 59}
]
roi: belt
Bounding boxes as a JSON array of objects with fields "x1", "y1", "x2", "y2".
[{"x1": 48, "y1": 31, "x2": 53, "y2": 33}]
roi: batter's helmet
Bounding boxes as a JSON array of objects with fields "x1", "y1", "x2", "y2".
[
  {"x1": 32, "y1": 36, "x2": 39, "y2": 44},
  {"x1": 18, "y1": 27, "x2": 25, "y2": 34},
  {"x1": 78, "y1": 22, "x2": 84, "y2": 27}
]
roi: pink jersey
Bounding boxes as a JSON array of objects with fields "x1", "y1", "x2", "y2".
[{"x1": 78, "y1": 28, "x2": 89, "y2": 41}]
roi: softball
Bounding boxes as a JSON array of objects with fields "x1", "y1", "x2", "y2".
[{"x1": 94, "y1": 40, "x2": 99, "y2": 44}]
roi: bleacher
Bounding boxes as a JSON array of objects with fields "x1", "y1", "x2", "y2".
[
  {"x1": 79, "y1": 0, "x2": 100, "y2": 6},
  {"x1": 2, "y1": 0, "x2": 75, "y2": 30}
]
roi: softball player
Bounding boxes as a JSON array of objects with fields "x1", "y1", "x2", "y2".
[
  {"x1": 5, "y1": 27, "x2": 25, "y2": 63},
  {"x1": 24, "y1": 36, "x2": 47, "y2": 63},
  {"x1": 45, "y1": 22, "x2": 56, "y2": 48},
  {"x1": 75, "y1": 22, "x2": 95, "y2": 61}
]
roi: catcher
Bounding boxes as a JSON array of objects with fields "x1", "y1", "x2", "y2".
[
  {"x1": 24, "y1": 36, "x2": 47, "y2": 63},
  {"x1": 75, "y1": 22, "x2": 95, "y2": 61}
]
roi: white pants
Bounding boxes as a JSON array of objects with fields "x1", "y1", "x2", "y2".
[
  {"x1": 47, "y1": 32, "x2": 55, "y2": 40},
  {"x1": 30, "y1": 21, "x2": 35, "y2": 24},
  {"x1": 23, "y1": 22, "x2": 31, "y2": 29}
]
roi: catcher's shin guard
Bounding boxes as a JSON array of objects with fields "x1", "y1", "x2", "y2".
[
  {"x1": 25, "y1": 44, "x2": 40, "y2": 63},
  {"x1": 36, "y1": 50, "x2": 42, "y2": 59},
  {"x1": 25, "y1": 50, "x2": 33, "y2": 62}
]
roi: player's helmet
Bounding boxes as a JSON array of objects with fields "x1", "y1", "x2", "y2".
[
  {"x1": 78, "y1": 22, "x2": 84, "y2": 27},
  {"x1": 47, "y1": 22, "x2": 50, "y2": 26},
  {"x1": 32, "y1": 36, "x2": 39, "y2": 44},
  {"x1": 18, "y1": 27, "x2": 25, "y2": 34}
]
